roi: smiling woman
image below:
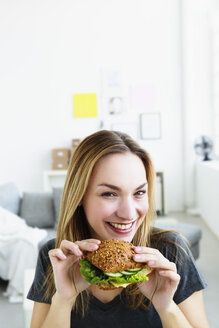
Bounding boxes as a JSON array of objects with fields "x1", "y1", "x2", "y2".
[
  {"x1": 82, "y1": 152, "x2": 149, "y2": 242},
  {"x1": 27, "y1": 130, "x2": 209, "y2": 328}
]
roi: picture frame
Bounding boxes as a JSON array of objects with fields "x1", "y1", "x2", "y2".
[
  {"x1": 140, "y1": 112, "x2": 161, "y2": 140},
  {"x1": 108, "y1": 96, "x2": 123, "y2": 115},
  {"x1": 156, "y1": 172, "x2": 166, "y2": 216}
]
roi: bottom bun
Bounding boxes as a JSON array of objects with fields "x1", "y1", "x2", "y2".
[
  {"x1": 97, "y1": 282, "x2": 135, "y2": 290},
  {"x1": 97, "y1": 283, "x2": 117, "y2": 290}
]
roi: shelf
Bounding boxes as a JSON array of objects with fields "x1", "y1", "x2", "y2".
[{"x1": 43, "y1": 170, "x2": 67, "y2": 191}]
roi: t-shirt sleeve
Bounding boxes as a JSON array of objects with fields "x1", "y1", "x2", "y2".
[
  {"x1": 27, "y1": 239, "x2": 55, "y2": 304},
  {"x1": 157, "y1": 232, "x2": 207, "y2": 305}
]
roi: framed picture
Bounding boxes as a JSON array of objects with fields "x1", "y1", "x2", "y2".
[
  {"x1": 108, "y1": 96, "x2": 123, "y2": 115},
  {"x1": 155, "y1": 172, "x2": 166, "y2": 216},
  {"x1": 140, "y1": 112, "x2": 161, "y2": 140}
]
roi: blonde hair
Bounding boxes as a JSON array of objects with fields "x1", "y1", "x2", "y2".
[{"x1": 44, "y1": 130, "x2": 156, "y2": 313}]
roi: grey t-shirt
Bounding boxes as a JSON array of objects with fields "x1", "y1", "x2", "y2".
[{"x1": 27, "y1": 232, "x2": 207, "y2": 328}]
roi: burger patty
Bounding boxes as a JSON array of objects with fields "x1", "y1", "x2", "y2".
[{"x1": 84, "y1": 239, "x2": 146, "y2": 272}]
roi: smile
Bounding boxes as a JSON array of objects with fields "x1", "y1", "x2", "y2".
[
  {"x1": 107, "y1": 221, "x2": 136, "y2": 234},
  {"x1": 109, "y1": 222, "x2": 133, "y2": 230}
]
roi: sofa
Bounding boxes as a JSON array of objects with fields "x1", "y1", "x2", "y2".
[
  {"x1": 0, "y1": 182, "x2": 58, "y2": 250},
  {"x1": 0, "y1": 182, "x2": 202, "y2": 259}
]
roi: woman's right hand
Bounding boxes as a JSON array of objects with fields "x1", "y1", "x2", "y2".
[{"x1": 48, "y1": 239, "x2": 101, "y2": 303}]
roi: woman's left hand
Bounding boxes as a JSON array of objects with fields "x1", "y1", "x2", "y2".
[{"x1": 133, "y1": 246, "x2": 181, "y2": 314}]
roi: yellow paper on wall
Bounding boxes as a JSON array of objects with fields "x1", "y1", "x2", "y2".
[{"x1": 73, "y1": 93, "x2": 98, "y2": 118}]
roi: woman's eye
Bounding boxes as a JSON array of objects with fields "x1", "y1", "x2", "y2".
[
  {"x1": 135, "y1": 190, "x2": 146, "y2": 196},
  {"x1": 101, "y1": 192, "x2": 117, "y2": 198}
]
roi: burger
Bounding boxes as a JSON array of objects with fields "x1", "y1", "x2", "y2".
[{"x1": 80, "y1": 239, "x2": 151, "y2": 290}]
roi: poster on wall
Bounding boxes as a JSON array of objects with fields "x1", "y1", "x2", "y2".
[
  {"x1": 100, "y1": 66, "x2": 124, "y2": 92},
  {"x1": 108, "y1": 96, "x2": 123, "y2": 115},
  {"x1": 73, "y1": 93, "x2": 98, "y2": 118},
  {"x1": 130, "y1": 84, "x2": 156, "y2": 111},
  {"x1": 100, "y1": 66, "x2": 128, "y2": 117},
  {"x1": 140, "y1": 112, "x2": 161, "y2": 140}
]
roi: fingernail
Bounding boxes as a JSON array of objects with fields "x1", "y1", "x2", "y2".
[
  {"x1": 159, "y1": 270, "x2": 165, "y2": 275},
  {"x1": 134, "y1": 254, "x2": 141, "y2": 260},
  {"x1": 60, "y1": 253, "x2": 67, "y2": 260},
  {"x1": 135, "y1": 246, "x2": 141, "y2": 251},
  {"x1": 58, "y1": 249, "x2": 66, "y2": 260},
  {"x1": 76, "y1": 249, "x2": 83, "y2": 256},
  {"x1": 148, "y1": 261, "x2": 155, "y2": 266}
]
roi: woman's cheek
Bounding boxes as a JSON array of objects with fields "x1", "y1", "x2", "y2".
[
  {"x1": 98, "y1": 200, "x2": 118, "y2": 216},
  {"x1": 138, "y1": 198, "x2": 149, "y2": 214},
  {"x1": 144, "y1": 202, "x2": 149, "y2": 214}
]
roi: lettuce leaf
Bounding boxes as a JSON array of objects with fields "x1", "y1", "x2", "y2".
[
  {"x1": 80, "y1": 258, "x2": 109, "y2": 284},
  {"x1": 80, "y1": 259, "x2": 149, "y2": 285},
  {"x1": 109, "y1": 269, "x2": 149, "y2": 284}
]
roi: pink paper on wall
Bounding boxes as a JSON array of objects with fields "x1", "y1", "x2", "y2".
[{"x1": 130, "y1": 84, "x2": 155, "y2": 110}]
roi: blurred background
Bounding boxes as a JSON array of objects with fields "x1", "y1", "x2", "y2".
[
  {"x1": 1, "y1": 0, "x2": 219, "y2": 212},
  {"x1": 0, "y1": 0, "x2": 219, "y2": 327}
]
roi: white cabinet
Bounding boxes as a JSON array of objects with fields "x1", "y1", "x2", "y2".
[
  {"x1": 196, "y1": 161, "x2": 219, "y2": 238},
  {"x1": 43, "y1": 170, "x2": 67, "y2": 191}
]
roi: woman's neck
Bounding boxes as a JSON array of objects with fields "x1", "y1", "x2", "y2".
[{"x1": 89, "y1": 285, "x2": 123, "y2": 303}]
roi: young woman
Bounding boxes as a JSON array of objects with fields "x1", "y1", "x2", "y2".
[{"x1": 28, "y1": 130, "x2": 209, "y2": 328}]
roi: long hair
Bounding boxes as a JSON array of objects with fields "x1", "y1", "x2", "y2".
[{"x1": 44, "y1": 130, "x2": 156, "y2": 314}]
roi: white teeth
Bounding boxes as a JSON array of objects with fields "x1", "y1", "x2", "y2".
[{"x1": 109, "y1": 222, "x2": 132, "y2": 230}]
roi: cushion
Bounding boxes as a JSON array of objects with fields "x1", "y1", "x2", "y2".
[
  {"x1": 0, "y1": 183, "x2": 20, "y2": 214},
  {"x1": 155, "y1": 219, "x2": 202, "y2": 245},
  {"x1": 154, "y1": 218, "x2": 202, "y2": 260},
  {"x1": 20, "y1": 192, "x2": 55, "y2": 228},
  {"x1": 52, "y1": 187, "x2": 63, "y2": 228}
]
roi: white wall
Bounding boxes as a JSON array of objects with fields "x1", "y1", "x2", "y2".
[
  {"x1": 0, "y1": 0, "x2": 183, "y2": 211},
  {"x1": 181, "y1": 0, "x2": 214, "y2": 210},
  {"x1": 196, "y1": 161, "x2": 219, "y2": 238}
]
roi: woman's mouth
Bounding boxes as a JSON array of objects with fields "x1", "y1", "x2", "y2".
[{"x1": 107, "y1": 221, "x2": 135, "y2": 234}]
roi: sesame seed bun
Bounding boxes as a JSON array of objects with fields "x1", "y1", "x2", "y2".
[{"x1": 84, "y1": 239, "x2": 147, "y2": 272}]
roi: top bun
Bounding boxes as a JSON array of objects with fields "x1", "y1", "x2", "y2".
[{"x1": 84, "y1": 239, "x2": 145, "y2": 272}]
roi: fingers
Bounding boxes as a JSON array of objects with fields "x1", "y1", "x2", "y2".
[
  {"x1": 49, "y1": 248, "x2": 67, "y2": 261},
  {"x1": 49, "y1": 239, "x2": 101, "y2": 262},
  {"x1": 159, "y1": 270, "x2": 181, "y2": 283},
  {"x1": 61, "y1": 239, "x2": 101, "y2": 256},
  {"x1": 75, "y1": 239, "x2": 101, "y2": 251},
  {"x1": 133, "y1": 246, "x2": 177, "y2": 273},
  {"x1": 59, "y1": 240, "x2": 83, "y2": 257}
]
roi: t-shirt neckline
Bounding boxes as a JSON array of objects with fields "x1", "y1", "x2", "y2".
[{"x1": 90, "y1": 294, "x2": 121, "y2": 312}]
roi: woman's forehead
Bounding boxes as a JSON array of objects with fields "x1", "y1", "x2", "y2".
[{"x1": 90, "y1": 152, "x2": 147, "y2": 185}]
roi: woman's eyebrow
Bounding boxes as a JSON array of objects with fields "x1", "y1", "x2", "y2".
[
  {"x1": 97, "y1": 183, "x2": 120, "y2": 191},
  {"x1": 97, "y1": 182, "x2": 148, "y2": 191},
  {"x1": 136, "y1": 182, "x2": 148, "y2": 190}
]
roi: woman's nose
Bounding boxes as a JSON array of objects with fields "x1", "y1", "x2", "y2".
[{"x1": 115, "y1": 197, "x2": 137, "y2": 220}]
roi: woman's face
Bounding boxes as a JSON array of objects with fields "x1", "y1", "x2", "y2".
[{"x1": 82, "y1": 152, "x2": 149, "y2": 242}]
